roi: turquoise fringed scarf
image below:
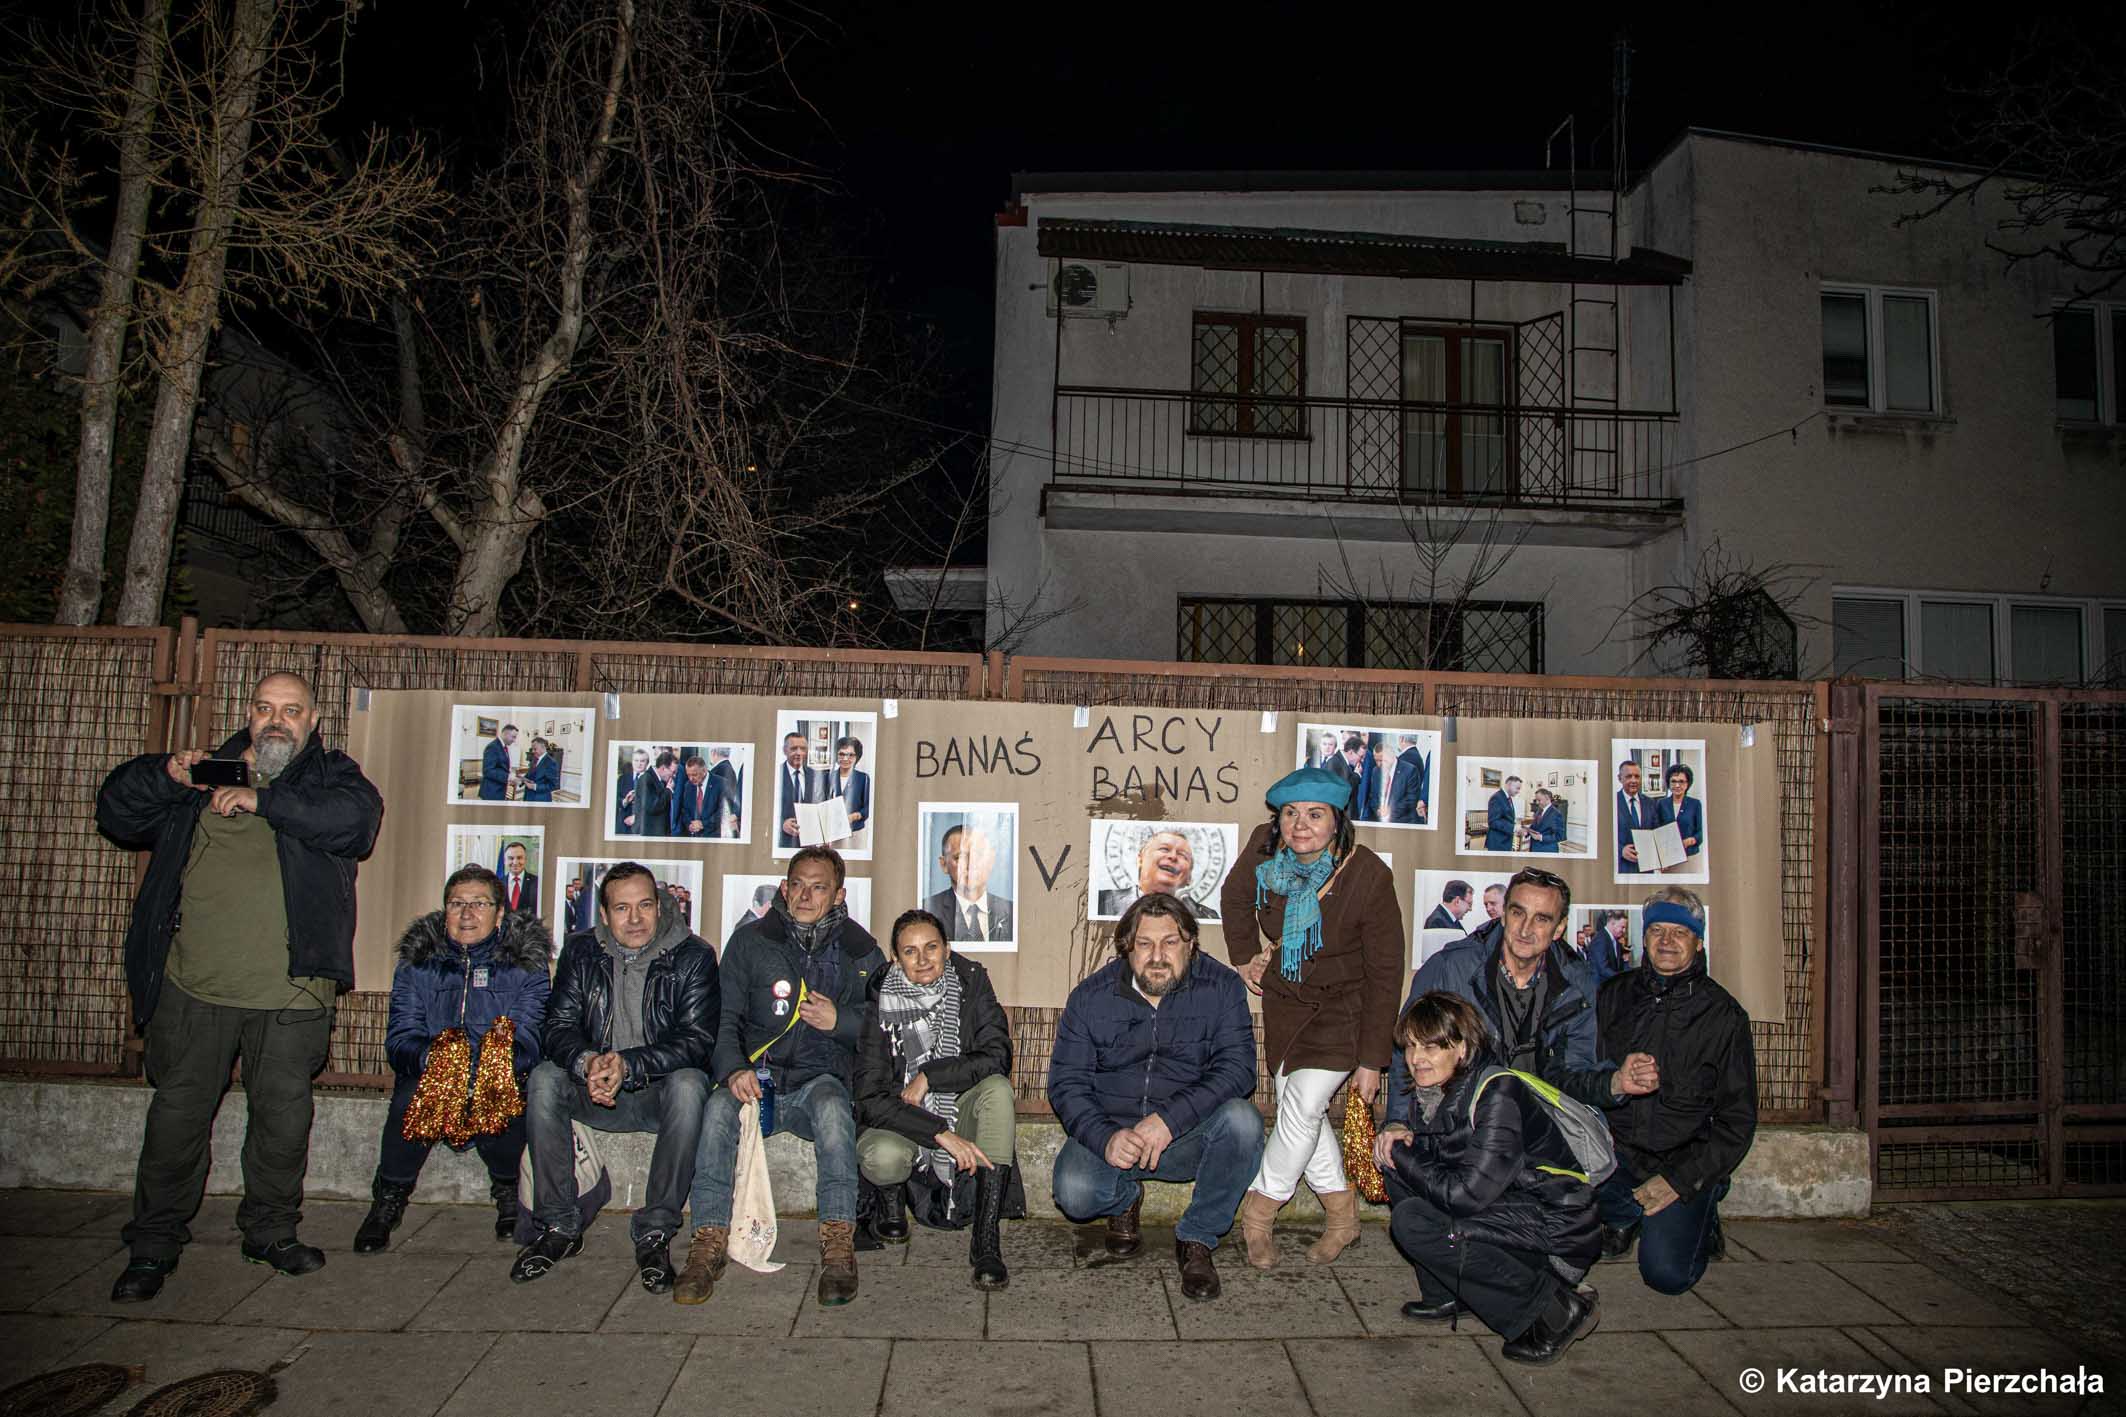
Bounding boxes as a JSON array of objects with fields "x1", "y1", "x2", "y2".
[{"x1": 1254, "y1": 848, "x2": 1337, "y2": 981}]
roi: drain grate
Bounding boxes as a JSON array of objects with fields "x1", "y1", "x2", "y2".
[
  {"x1": 0, "y1": 1363, "x2": 131, "y2": 1417},
  {"x1": 123, "y1": 1369, "x2": 276, "y2": 1417}
]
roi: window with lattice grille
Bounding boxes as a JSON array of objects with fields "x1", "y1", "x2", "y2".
[
  {"x1": 1190, "y1": 314, "x2": 1305, "y2": 436},
  {"x1": 1178, "y1": 597, "x2": 1542, "y2": 673}
]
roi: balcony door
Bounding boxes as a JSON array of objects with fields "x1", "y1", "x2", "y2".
[{"x1": 1402, "y1": 326, "x2": 1511, "y2": 495}]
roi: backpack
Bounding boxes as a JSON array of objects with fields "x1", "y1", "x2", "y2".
[{"x1": 1466, "y1": 1064, "x2": 1616, "y2": 1187}]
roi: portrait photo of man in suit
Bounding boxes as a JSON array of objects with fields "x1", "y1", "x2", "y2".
[
  {"x1": 1096, "y1": 828, "x2": 1223, "y2": 921},
  {"x1": 518, "y1": 737, "x2": 560, "y2": 802},
  {"x1": 776, "y1": 731, "x2": 820, "y2": 849},
  {"x1": 672, "y1": 754, "x2": 721, "y2": 838},
  {"x1": 708, "y1": 746, "x2": 742, "y2": 839},
  {"x1": 1485, "y1": 775, "x2": 1523, "y2": 850},
  {"x1": 627, "y1": 751, "x2": 676, "y2": 837},
  {"x1": 922, "y1": 817, "x2": 1016, "y2": 948},
  {"x1": 1296, "y1": 723, "x2": 1438, "y2": 830},
  {"x1": 1423, "y1": 878, "x2": 1473, "y2": 932},
  {"x1": 480, "y1": 725, "x2": 518, "y2": 800},
  {"x1": 1615, "y1": 758, "x2": 1657, "y2": 873},
  {"x1": 498, "y1": 841, "x2": 540, "y2": 917}
]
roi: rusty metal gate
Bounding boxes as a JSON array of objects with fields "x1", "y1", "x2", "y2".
[{"x1": 1862, "y1": 684, "x2": 2126, "y2": 1200}]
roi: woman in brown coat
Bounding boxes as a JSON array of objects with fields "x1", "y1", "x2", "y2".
[{"x1": 1220, "y1": 765, "x2": 1406, "y2": 1267}]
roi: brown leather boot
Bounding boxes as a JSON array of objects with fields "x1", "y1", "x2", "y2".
[
  {"x1": 1174, "y1": 1238, "x2": 1221, "y2": 1300},
  {"x1": 671, "y1": 1225, "x2": 728, "y2": 1305},
  {"x1": 1104, "y1": 1193, "x2": 1144, "y2": 1257},
  {"x1": 1306, "y1": 1189, "x2": 1361, "y2": 1264},
  {"x1": 817, "y1": 1220, "x2": 859, "y2": 1306},
  {"x1": 1236, "y1": 1190, "x2": 1281, "y2": 1270}
]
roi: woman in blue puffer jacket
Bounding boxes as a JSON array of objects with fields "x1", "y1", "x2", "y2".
[{"x1": 354, "y1": 865, "x2": 552, "y2": 1253}]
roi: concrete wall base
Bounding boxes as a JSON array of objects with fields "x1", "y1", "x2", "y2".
[{"x1": 0, "y1": 1078, "x2": 1871, "y2": 1220}]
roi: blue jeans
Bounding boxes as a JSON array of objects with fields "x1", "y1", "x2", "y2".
[
  {"x1": 1051, "y1": 1098, "x2": 1265, "y2": 1249},
  {"x1": 690, "y1": 1073, "x2": 858, "y2": 1227},
  {"x1": 1595, "y1": 1161, "x2": 1727, "y2": 1295}
]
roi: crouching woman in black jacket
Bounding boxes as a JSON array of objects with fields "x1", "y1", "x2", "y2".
[
  {"x1": 854, "y1": 909, "x2": 1023, "y2": 1290},
  {"x1": 1381, "y1": 990, "x2": 1602, "y2": 1366}
]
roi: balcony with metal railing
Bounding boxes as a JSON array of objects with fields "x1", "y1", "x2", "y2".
[{"x1": 1041, "y1": 386, "x2": 1682, "y2": 547}]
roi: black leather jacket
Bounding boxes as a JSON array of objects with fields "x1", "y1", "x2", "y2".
[
  {"x1": 542, "y1": 890, "x2": 719, "y2": 1089},
  {"x1": 1596, "y1": 954, "x2": 1757, "y2": 1200}
]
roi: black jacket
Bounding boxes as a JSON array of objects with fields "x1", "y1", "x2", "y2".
[
  {"x1": 855, "y1": 955, "x2": 1011, "y2": 1146},
  {"x1": 97, "y1": 729, "x2": 385, "y2": 1028},
  {"x1": 713, "y1": 908, "x2": 885, "y2": 1092},
  {"x1": 1391, "y1": 1052, "x2": 1601, "y2": 1267},
  {"x1": 542, "y1": 890, "x2": 718, "y2": 1089},
  {"x1": 1596, "y1": 955, "x2": 1758, "y2": 1201}
]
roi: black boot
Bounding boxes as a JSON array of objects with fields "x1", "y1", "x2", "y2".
[
  {"x1": 876, "y1": 1179, "x2": 909, "y2": 1245},
  {"x1": 852, "y1": 1176, "x2": 885, "y2": 1252},
  {"x1": 354, "y1": 1178, "x2": 412, "y2": 1254},
  {"x1": 1501, "y1": 1281, "x2": 1600, "y2": 1365},
  {"x1": 490, "y1": 1179, "x2": 520, "y2": 1243},
  {"x1": 1599, "y1": 1222, "x2": 1638, "y2": 1260},
  {"x1": 969, "y1": 1164, "x2": 1010, "y2": 1291}
]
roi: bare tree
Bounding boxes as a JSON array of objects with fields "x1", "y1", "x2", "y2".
[
  {"x1": 1878, "y1": 21, "x2": 2126, "y2": 303},
  {"x1": 1599, "y1": 538, "x2": 1816, "y2": 680},
  {"x1": 1315, "y1": 499, "x2": 1538, "y2": 670}
]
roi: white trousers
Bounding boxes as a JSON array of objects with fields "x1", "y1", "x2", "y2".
[{"x1": 1249, "y1": 1066, "x2": 1352, "y2": 1202}]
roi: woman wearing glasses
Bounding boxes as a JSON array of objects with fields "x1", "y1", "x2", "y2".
[
  {"x1": 354, "y1": 865, "x2": 553, "y2": 1254},
  {"x1": 1221, "y1": 765, "x2": 1406, "y2": 1268}
]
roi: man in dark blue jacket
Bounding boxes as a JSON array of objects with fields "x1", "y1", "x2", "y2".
[
  {"x1": 96, "y1": 672, "x2": 384, "y2": 1303},
  {"x1": 681, "y1": 847, "x2": 885, "y2": 1308},
  {"x1": 480, "y1": 726, "x2": 517, "y2": 800},
  {"x1": 1048, "y1": 893, "x2": 1262, "y2": 1302},
  {"x1": 671, "y1": 755, "x2": 722, "y2": 837},
  {"x1": 1485, "y1": 777, "x2": 1523, "y2": 850},
  {"x1": 519, "y1": 737, "x2": 560, "y2": 802},
  {"x1": 512, "y1": 865, "x2": 718, "y2": 1294}
]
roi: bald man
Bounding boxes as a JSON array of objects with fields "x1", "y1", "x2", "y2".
[{"x1": 96, "y1": 672, "x2": 384, "y2": 1302}]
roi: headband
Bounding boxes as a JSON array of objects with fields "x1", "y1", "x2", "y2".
[{"x1": 1641, "y1": 900, "x2": 1704, "y2": 939}]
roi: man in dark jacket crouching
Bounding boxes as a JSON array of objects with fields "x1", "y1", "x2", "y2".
[
  {"x1": 512, "y1": 864, "x2": 718, "y2": 1293},
  {"x1": 1047, "y1": 893, "x2": 1263, "y2": 1302},
  {"x1": 1594, "y1": 886, "x2": 1756, "y2": 1294},
  {"x1": 97, "y1": 672, "x2": 383, "y2": 1303}
]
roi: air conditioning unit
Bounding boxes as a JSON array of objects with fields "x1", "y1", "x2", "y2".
[{"x1": 1047, "y1": 259, "x2": 1130, "y2": 318}]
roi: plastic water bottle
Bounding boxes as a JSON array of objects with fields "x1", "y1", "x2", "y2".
[{"x1": 755, "y1": 1065, "x2": 776, "y2": 1136}]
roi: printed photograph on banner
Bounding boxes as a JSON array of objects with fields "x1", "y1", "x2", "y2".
[
  {"x1": 917, "y1": 803, "x2": 1019, "y2": 952},
  {"x1": 444, "y1": 826, "x2": 548, "y2": 926},
  {"x1": 1570, "y1": 900, "x2": 1712, "y2": 978},
  {"x1": 600, "y1": 738, "x2": 753, "y2": 845},
  {"x1": 551, "y1": 857, "x2": 705, "y2": 941},
  {"x1": 719, "y1": 873, "x2": 873, "y2": 951},
  {"x1": 1293, "y1": 723, "x2": 1442, "y2": 830},
  {"x1": 1452, "y1": 754, "x2": 1599, "y2": 860},
  {"x1": 1411, "y1": 868, "x2": 1508, "y2": 971},
  {"x1": 771, "y1": 710, "x2": 878, "y2": 860},
  {"x1": 443, "y1": 704, "x2": 594, "y2": 808},
  {"x1": 1610, "y1": 737, "x2": 1710, "y2": 884},
  {"x1": 1087, "y1": 819, "x2": 1238, "y2": 923}
]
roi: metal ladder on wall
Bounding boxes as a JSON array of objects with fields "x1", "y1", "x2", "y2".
[{"x1": 1548, "y1": 36, "x2": 1629, "y2": 498}]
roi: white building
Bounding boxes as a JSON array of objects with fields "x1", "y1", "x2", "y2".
[{"x1": 980, "y1": 131, "x2": 2126, "y2": 683}]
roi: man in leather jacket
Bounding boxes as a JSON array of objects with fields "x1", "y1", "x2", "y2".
[{"x1": 511, "y1": 864, "x2": 718, "y2": 1293}]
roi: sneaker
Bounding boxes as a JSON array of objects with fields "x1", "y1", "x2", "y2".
[
  {"x1": 672, "y1": 1225, "x2": 729, "y2": 1306},
  {"x1": 241, "y1": 1237, "x2": 326, "y2": 1276},
  {"x1": 110, "y1": 1256, "x2": 178, "y2": 1303},
  {"x1": 509, "y1": 1227, "x2": 583, "y2": 1284},
  {"x1": 635, "y1": 1229, "x2": 675, "y2": 1294}
]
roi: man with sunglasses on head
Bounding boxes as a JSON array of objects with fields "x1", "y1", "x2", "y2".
[{"x1": 1377, "y1": 866, "x2": 1658, "y2": 1324}]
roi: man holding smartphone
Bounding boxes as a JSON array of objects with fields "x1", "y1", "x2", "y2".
[{"x1": 95, "y1": 672, "x2": 384, "y2": 1303}]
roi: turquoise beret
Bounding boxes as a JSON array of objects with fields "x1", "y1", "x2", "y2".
[{"x1": 1266, "y1": 765, "x2": 1352, "y2": 812}]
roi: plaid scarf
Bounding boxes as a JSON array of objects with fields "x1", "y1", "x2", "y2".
[{"x1": 875, "y1": 960, "x2": 963, "y2": 1183}]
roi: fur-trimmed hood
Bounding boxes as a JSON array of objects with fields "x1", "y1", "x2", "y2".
[{"x1": 396, "y1": 909, "x2": 554, "y2": 972}]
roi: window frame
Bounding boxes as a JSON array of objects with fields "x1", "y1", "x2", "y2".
[
  {"x1": 1176, "y1": 595, "x2": 1545, "y2": 674},
  {"x1": 1188, "y1": 312, "x2": 1309, "y2": 440},
  {"x1": 1399, "y1": 321, "x2": 1521, "y2": 497},
  {"x1": 1832, "y1": 585, "x2": 2104, "y2": 684},
  {"x1": 1820, "y1": 283, "x2": 1942, "y2": 416},
  {"x1": 2052, "y1": 301, "x2": 2126, "y2": 425}
]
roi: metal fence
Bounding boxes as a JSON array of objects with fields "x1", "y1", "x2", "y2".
[{"x1": 0, "y1": 622, "x2": 1829, "y2": 1127}]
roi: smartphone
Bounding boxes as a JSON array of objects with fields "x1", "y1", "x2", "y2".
[{"x1": 189, "y1": 759, "x2": 251, "y2": 788}]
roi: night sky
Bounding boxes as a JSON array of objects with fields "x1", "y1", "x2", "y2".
[{"x1": 323, "y1": 0, "x2": 1993, "y2": 427}]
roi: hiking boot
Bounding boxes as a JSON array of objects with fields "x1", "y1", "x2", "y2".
[
  {"x1": 241, "y1": 1237, "x2": 326, "y2": 1276},
  {"x1": 635, "y1": 1229, "x2": 675, "y2": 1294},
  {"x1": 508, "y1": 1227, "x2": 582, "y2": 1283},
  {"x1": 1105, "y1": 1193, "x2": 1143, "y2": 1258},
  {"x1": 817, "y1": 1220, "x2": 859, "y2": 1306},
  {"x1": 490, "y1": 1178, "x2": 520, "y2": 1242},
  {"x1": 110, "y1": 1256, "x2": 177, "y2": 1303},
  {"x1": 969, "y1": 1163, "x2": 1011, "y2": 1292},
  {"x1": 1174, "y1": 1239, "x2": 1221, "y2": 1301},
  {"x1": 353, "y1": 1178, "x2": 413, "y2": 1254},
  {"x1": 672, "y1": 1225, "x2": 729, "y2": 1305}
]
